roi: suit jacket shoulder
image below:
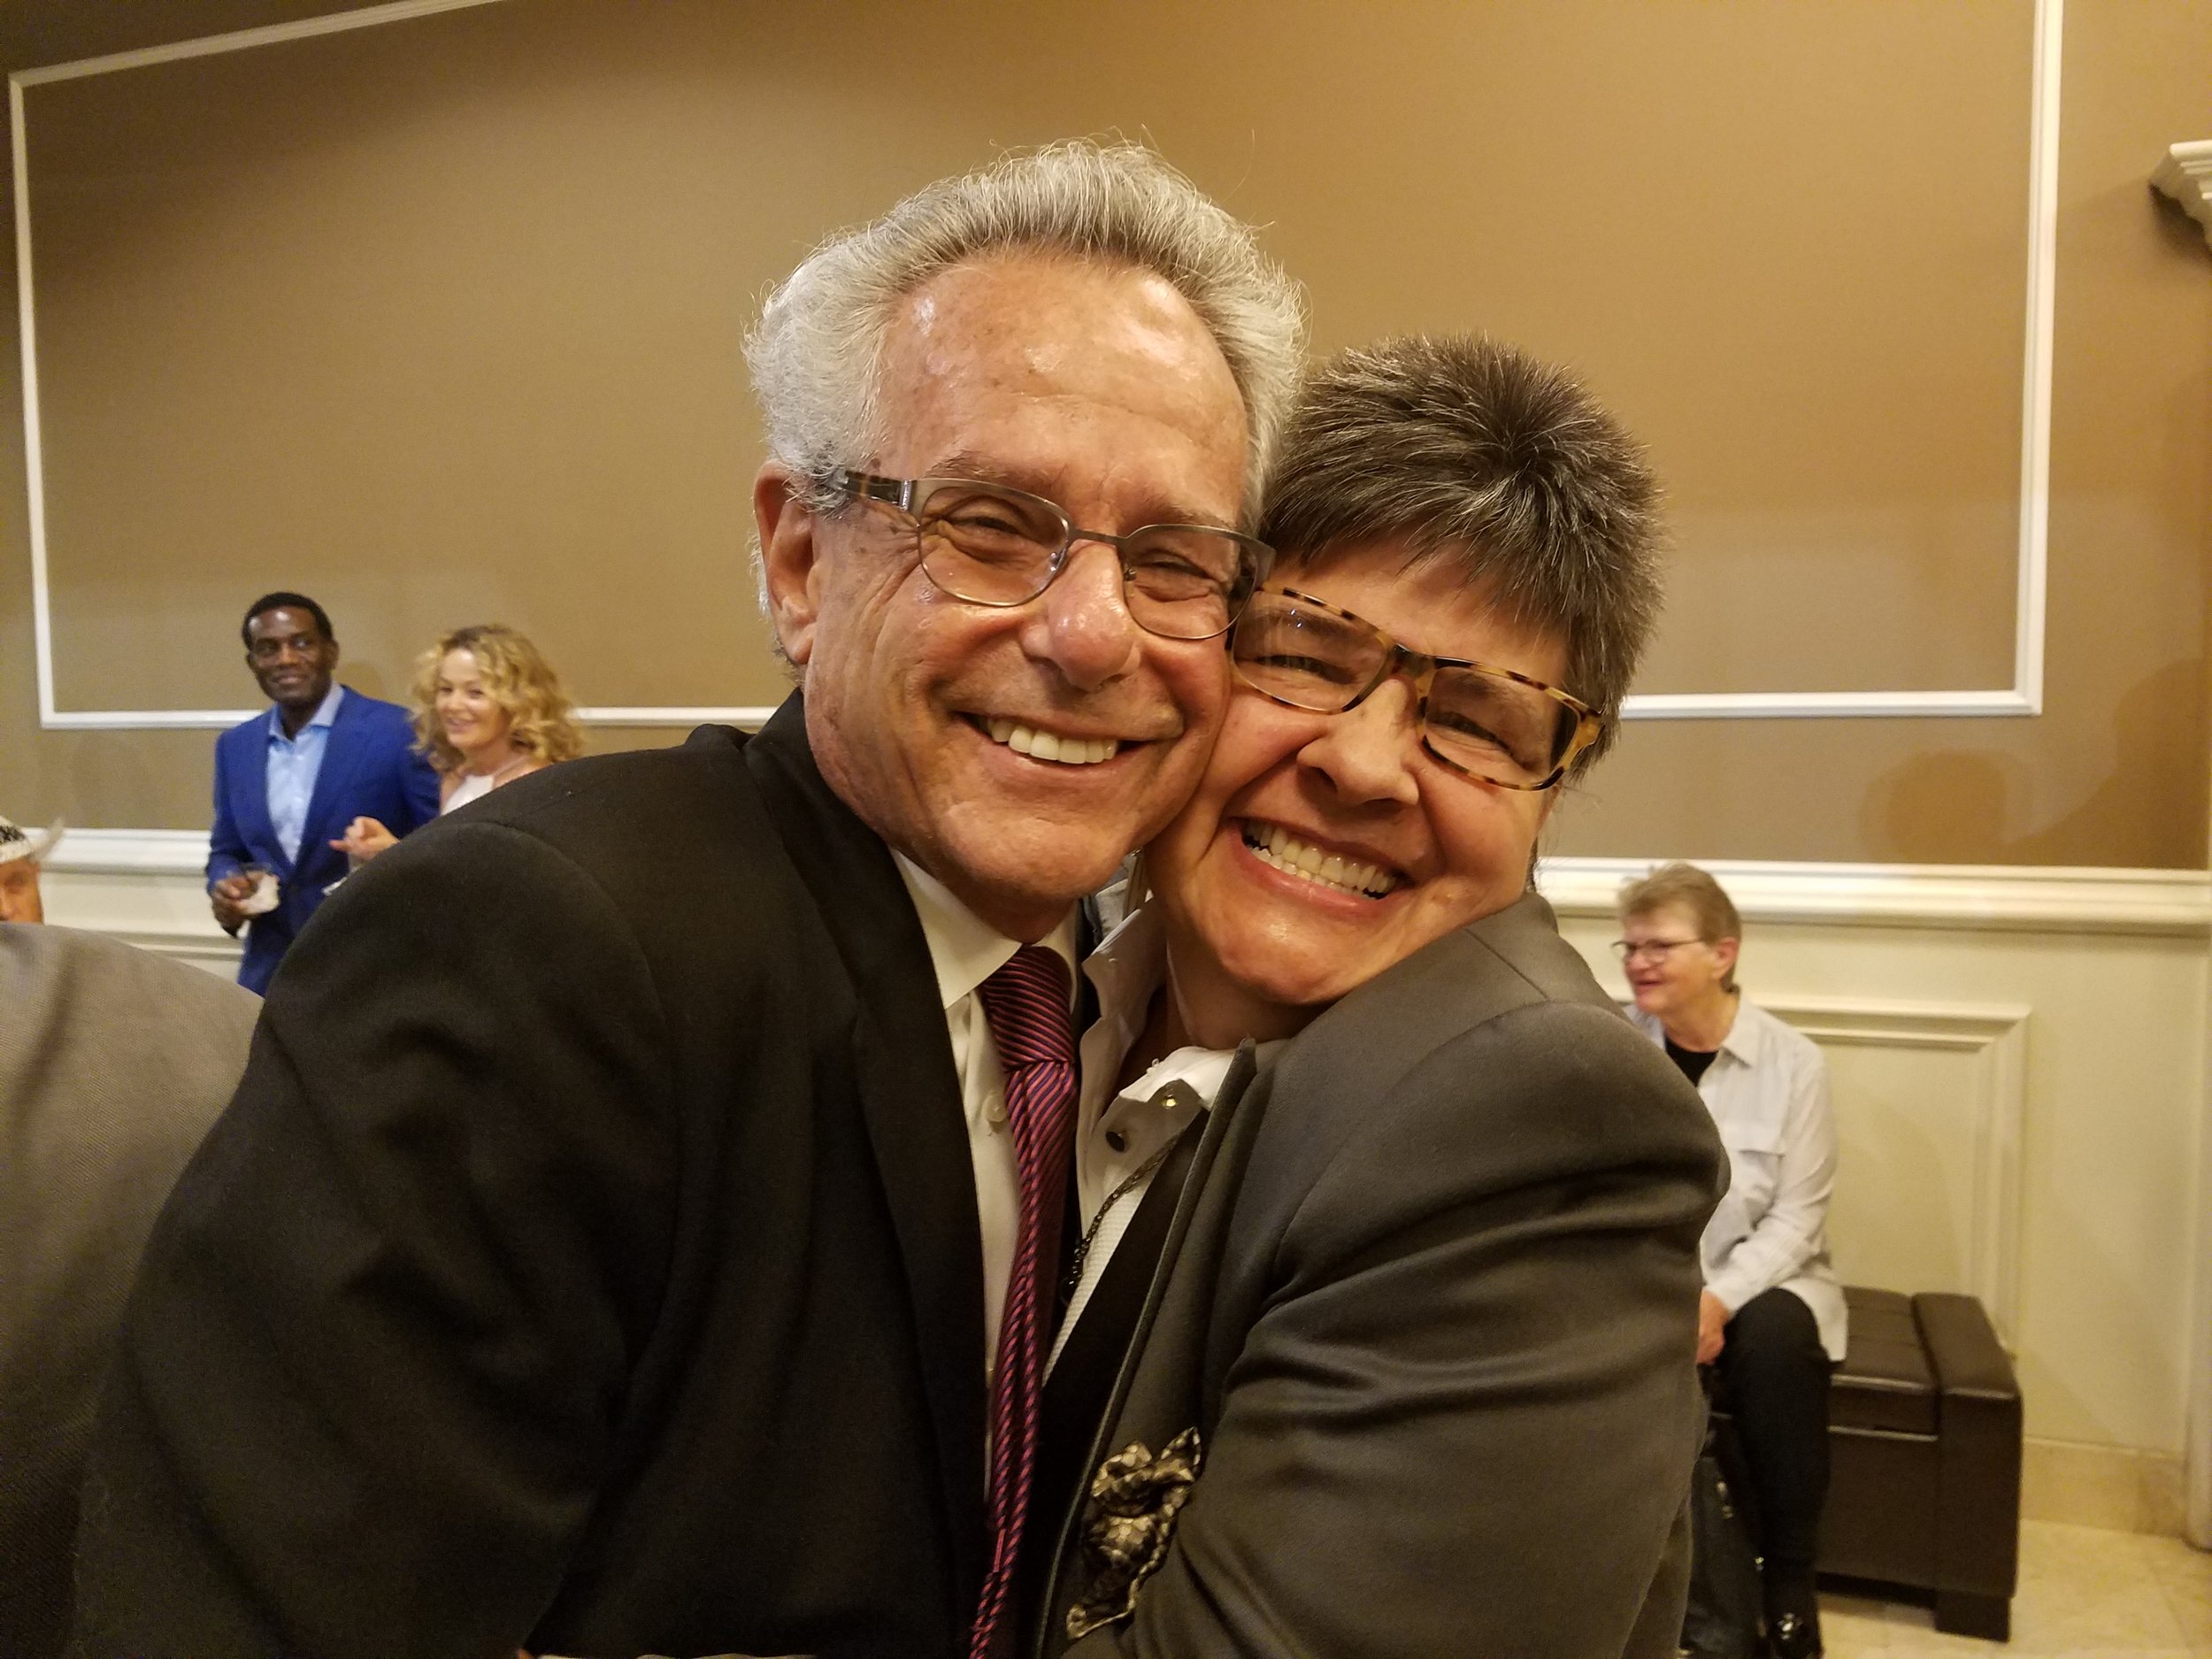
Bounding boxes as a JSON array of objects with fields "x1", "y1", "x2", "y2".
[
  {"x1": 1, "y1": 927, "x2": 257, "y2": 1658},
  {"x1": 75, "y1": 704, "x2": 987, "y2": 1659}
]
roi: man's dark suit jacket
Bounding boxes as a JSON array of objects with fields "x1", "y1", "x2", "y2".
[
  {"x1": 1, "y1": 926, "x2": 258, "y2": 1659},
  {"x1": 207, "y1": 687, "x2": 441, "y2": 993},
  {"x1": 76, "y1": 698, "x2": 991, "y2": 1658},
  {"x1": 1031, "y1": 895, "x2": 1728, "y2": 1659}
]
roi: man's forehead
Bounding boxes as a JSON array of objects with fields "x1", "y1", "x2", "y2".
[
  {"x1": 250, "y1": 608, "x2": 324, "y2": 639},
  {"x1": 872, "y1": 257, "x2": 1248, "y2": 518}
]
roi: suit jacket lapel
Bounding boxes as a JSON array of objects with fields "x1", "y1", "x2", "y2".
[
  {"x1": 233, "y1": 720, "x2": 287, "y2": 875},
  {"x1": 296, "y1": 689, "x2": 369, "y2": 870},
  {"x1": 741, "y1": 695, "x2": 988, "y2": 1605},
  {"x1": 1031, "y1": 1041, "x2": 1267, "y2": 1658},
  {"x1": 1023, "y1": 1099, "x2": 1204, "y2": 1618}
]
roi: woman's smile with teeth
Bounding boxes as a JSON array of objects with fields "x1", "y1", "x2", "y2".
[
  {"x1": 1240, "y1": 820, "x2": 1401, "y2": 898},
  {"x1": 982, "y1": 717, "x2": 1120, "y2": 766}
]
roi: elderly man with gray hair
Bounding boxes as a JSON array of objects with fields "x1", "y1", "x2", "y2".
[{"x1": 73, "y1": 143, "x2": 1302, "y2": 1659}]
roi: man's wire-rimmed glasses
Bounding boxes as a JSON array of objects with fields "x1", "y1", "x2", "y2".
[
  {"x1": 1227, "y1": 586, "x2": 1601, "y2": 791},
  {"x1": 832, "y1": 471, "x2": 1272, "y2": 641}
]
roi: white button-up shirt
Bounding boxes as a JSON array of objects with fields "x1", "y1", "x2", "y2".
[
  {"x1": 1049, "y1": 902, "x2": 1282, "y2": 1371},
  {"x1": 892, "y1": 856, "x2": 1079, "y2": 1383},
  {"x1": 1632, "y1": 999, "x2": 1847, "y2": 1360}
]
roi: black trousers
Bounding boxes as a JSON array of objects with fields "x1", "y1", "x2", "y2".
[{"x1": 1716, "y1": 1286, "x2": 1832, "y2": 1582}]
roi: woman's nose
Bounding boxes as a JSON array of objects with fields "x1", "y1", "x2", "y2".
[{"x1": 1297, "y1": 678, "x2": 1422, "y2": 806}]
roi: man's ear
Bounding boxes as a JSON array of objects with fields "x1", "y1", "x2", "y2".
[
  {"x1": 756, "y1": 465, "x2": 826, "y2": 667},
  {"x1": 1711, "y1": 935, "x2": 1740, "y2": 982}
]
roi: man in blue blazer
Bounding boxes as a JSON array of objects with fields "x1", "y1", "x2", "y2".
[{"x1": 207, "y1": 592, "x2": 440, "y2": 993}]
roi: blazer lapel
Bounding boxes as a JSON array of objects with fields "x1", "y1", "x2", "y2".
[
  {"x1": 232, "y1": 719, "x2": 288, "y2": 876},
  {"x1": 742, "y1": 695, "x2": 988, "y2": 1606},
  {"x1": 1031, "y1": 1042, "x2": 1268, "y2": 1659},
  {"x1": 296, "y1": 689, "x2": 369, "y2": 870},
  {"x1": 1022, "y1": 1097, "x2": 1204, "y2": 1617}
]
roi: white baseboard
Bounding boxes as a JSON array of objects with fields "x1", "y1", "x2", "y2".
[{"x1": 2023, "y1": 1438, "x2": 2189, "y2": 1538}]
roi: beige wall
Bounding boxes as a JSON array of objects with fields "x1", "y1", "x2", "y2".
[{"x1": 0, "y1": 0, "x2": 2205, "y2": 864}]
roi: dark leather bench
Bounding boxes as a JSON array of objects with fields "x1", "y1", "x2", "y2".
[{"x1": 1816, "y1": 1286, "x2": 2023, "y2": 1640}]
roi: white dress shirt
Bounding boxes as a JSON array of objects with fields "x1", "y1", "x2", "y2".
[
  {"x1": 1049, "y1": 902, "x2": 1282, "y2": 1371},
  {"x1": 892, "y1": 856, "x2": 1079, "y2": 1383},
  {"x1": 1632, "y1": 999, "x2": 1847, "y2": 1360}
]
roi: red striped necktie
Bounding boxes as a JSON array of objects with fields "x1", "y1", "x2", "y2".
[{"x1": 968, "y1": 943, "x2": 1079, "y2": 1659}]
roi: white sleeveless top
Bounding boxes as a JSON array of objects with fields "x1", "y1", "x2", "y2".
[{"x1": 442, "y1": 770, "x2": 498, "y2": 813}]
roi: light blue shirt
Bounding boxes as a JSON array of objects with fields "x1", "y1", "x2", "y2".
[{"x1": 265, "y1": 683, "x2": 345, "y2": 865}]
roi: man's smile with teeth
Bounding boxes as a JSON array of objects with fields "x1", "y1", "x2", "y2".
[
  {"x1": 1240, "y1": 819, "x2": 1402, "y2": 898},
  {"x1": 976, "y1": 716, "x2": 1123, "y2": 766}
]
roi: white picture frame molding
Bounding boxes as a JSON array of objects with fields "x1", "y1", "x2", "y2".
[{"x1": 13, "y1": 0, "x2": 2060, "y2": 732}]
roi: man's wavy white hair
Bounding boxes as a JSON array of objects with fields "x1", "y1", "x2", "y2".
[{"x1": 743, "y1": 141, "x2": 1306, "y2": 522}]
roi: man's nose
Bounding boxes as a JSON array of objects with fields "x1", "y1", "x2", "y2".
[
  {"x1": 1297, "y1": 679, "x2": 1423, "y2": 807},
  {"x1": 1020, "y1": 539, "x2": 1145, "y2": 691}
]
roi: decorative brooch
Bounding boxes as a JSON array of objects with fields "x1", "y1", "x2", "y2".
[{"x1": 1064, "y1": 1427, "x2": 1204, "y2": 1640}]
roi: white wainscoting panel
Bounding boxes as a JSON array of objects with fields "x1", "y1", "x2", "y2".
[
  {"x1": 1764, "y1": 998, "x2": 2029, "y2": 1342},
  {"x1": 1549, "y1": 869, "x2": 2208, "y2": 1464},
  {"x1": 28, "y1": 833, "x2": 2212, "y2": 1470},
  {"x1": 39, "y1": 828, "x2": 241, "y2": 976}
]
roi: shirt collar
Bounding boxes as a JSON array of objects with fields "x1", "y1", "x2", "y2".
[
  {"x1": 892, "y1": 851, "x2": 1078, "y2": 1010},
  {"x1": 1081, "y1": 897, "x2": 1165, "y2": 1040},
  {"x1": 267, "y1": 681, "x2": 344, "y2": 741},
  {"x1": 1079, "y1": 900, "x2": 1279, "y2": 1118},
  {"x1": 1714, "y1": 995, "x2": 1763, "y2": 1068}
]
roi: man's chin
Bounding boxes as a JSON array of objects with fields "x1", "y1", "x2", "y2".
[{"x1": 936, "y1": 832, "x2": 1133, "y2": 936}]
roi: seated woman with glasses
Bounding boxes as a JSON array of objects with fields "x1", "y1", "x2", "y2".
[
  {"x1": 1031, "y1": 337, "x2": 1726, "y2": 1659},
  {"x1": 335, "y1": 624, "x2": 585, "y2": 862},
  {"x1": 1615, "y1": 863, "x2": 1843, "y2": 1659}
]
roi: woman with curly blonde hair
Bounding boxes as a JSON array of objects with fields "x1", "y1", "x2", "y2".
[{"x1": 335, "y1": 624, "x2": 582, "y2": 861}]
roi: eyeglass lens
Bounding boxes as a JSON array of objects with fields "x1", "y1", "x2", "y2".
[
  {"x1": 1231, "y1": 593, "x2": 1576, "y2": 785},
  {"x1": 910, "y1": 480, "x2": 1255, "y2": 641},
  {"x1": 1611, "y1": 938, "x2": 1697, "y2": 961}
]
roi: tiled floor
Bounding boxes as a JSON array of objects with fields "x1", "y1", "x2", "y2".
[{"x1": 1824, "y1": 1520, "x2": 2212, "y2": 1656}]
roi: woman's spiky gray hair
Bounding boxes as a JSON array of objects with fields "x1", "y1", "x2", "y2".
[
  {"x1": 745, "y1": 141, "x2": 1307, "y2": 518},
  {"x1": 1258, "y1": 335, "x2": 1664, "y2": 771}
]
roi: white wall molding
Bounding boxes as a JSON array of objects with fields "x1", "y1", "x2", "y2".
[
  {"x1": 14, "y1": 0, "x2": 2060, "y2": 729},
  {"x1": 2152, "y1": 141, "x2": 2212, "y2": 253},
  {"x1": 1767, "y1": 995, "x2": 2029, "y2": 1340},
  {"x1": 1540, "y1": 855, "x2": 2212, "y2": 936},
  {"x1": 34, "y1": 703, "x2": 781, "y2": 733},
  {"x1": 1619, "y1": 0, "x2": 2061, "y2": 722},
  {"x1": 52, "y1": 833, "x2": 2212, "y2": 938},
  {"x1": 41, "y1": 827, "x2": 218, "y2": 875},
  {"x1": 1596, "y1": 986, "x2": 2031, "y2": 1337},
  {"x1": 5, "y1": 0, "x2": 774, "y2": 737}
]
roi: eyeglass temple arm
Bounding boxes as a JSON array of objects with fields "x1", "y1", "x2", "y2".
[{"x1": 831, "y1": 470, "x2": 914, "y2": 511}]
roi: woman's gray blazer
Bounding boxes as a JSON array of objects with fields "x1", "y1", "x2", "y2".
[{"x1": 1034, "y1": 894, "x2": 1729, "y2": 1659}]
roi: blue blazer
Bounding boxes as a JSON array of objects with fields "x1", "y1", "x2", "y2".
[{"x1": 208, "y1": 688, "x2": 441, "y2": 994}]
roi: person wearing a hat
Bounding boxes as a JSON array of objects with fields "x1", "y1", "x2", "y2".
[{"x1": 0, "y1": 815, "x2": 61, "y2": 925}]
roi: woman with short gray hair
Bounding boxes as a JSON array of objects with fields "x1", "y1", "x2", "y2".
[{"x1": 1617, "y1": 861, "x2": 1843, "y2": 1659}]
